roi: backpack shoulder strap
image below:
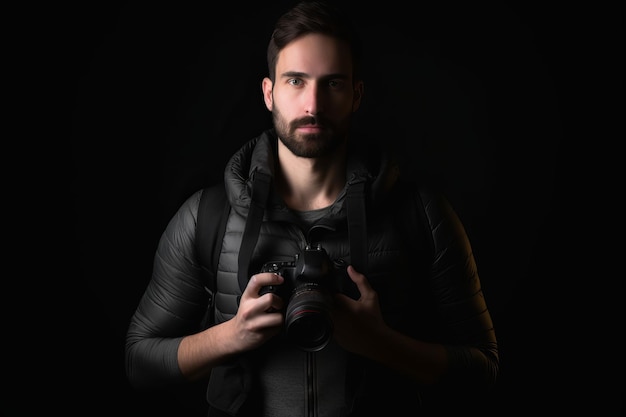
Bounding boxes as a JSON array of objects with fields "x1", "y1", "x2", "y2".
[
  {"x1": 411, "y1": 187, "x2": 436, "y2": 261},
  {"x1": 389, "y1": 179, "x2": 436, "y2": 265},
  {"x1": 346, "y1": 181, "x2": 368, "y2": 274},
  {"x1": 237, "y1": 171, "x2": 272, "y2": 292},
  {"x1": 195, "y1": 183, "x2": 231, "y2": 328}
]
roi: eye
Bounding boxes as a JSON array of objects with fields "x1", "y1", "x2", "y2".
[
  {"x1": 288, "y1": 78, "x2": 303, "y2": 86},
  {"x1": 328, "y1": 79, "x2": 345, "y2": 89}
]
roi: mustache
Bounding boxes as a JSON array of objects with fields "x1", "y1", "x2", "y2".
[{"x1": 290, "y1": 116, "x2": 327, "y2": 129}]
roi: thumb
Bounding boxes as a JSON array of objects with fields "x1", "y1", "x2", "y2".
[{"x1": 347, "y1": 265, "x2": 372, "y2": 295}]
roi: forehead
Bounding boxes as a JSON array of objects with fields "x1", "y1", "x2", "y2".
[{"x1": 276, "y1": 33, "x2": 353, "y2": 78}]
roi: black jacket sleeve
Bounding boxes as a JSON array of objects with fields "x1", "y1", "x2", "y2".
[
  {"x1": 125, "y1": 190, "x2": 210, "y2": 390},
  {"x1": 419, "y1": 189, "x2": 499, "y2": 385}
]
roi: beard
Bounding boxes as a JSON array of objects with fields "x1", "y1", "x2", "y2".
[{"x1": 272, "y1": 107, "x2": 350, "y2": 158}]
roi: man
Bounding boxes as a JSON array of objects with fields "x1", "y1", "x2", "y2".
[{"x1": 125, "y1": 1, "x2": 499, "y2": 416}]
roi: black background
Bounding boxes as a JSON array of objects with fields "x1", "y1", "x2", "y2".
[{"x1": 38, "y1": 0, "x2": 624, "y2": 415}]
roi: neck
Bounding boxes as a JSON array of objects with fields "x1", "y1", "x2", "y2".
[{"x1": 275, "y1": 140, "x2": 347, "y2": 211}]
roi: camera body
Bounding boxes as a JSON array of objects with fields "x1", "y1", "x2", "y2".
[{"x1": 259, "y1": 244, "x2": 359, "y2": 352}]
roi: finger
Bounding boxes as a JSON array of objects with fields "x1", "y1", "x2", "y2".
[
  {"x1": 347, "y1": 265, "x2": 371, "y2": 293},
  {"x1": 348, "y1": 265, "x2": 367, "y2": 288},
  {"x1": 259, "y1": 292, "x2": 285, "y2": 313},
  {"x1": 245, "y1": 273, "x2": 284, "y2": 297}
]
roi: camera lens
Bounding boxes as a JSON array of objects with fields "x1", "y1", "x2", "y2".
[{"x1": 285, "y1": 287, "x2": 333, "y2": 352}]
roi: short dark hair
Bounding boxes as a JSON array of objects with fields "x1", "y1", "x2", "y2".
[{"x1": 266, "y1": 0, "x2": 363, "y2": 83}]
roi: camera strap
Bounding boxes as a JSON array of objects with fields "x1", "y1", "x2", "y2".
[
  {"x1": 237, "y1": 171, "x2": 272, "y2": 292},
  {"x1": 346, "y1": 181, "x2": 368, "y2": 274}
]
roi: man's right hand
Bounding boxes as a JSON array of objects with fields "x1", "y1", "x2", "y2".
[
  {"x1": 178, "y1": 272, "x2": 285, "y2": 380},
  {"x1": 231, "y1": 272, "x2": 286, "y2": 351}
]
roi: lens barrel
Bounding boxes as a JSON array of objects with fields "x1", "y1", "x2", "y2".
[{"x1": 285, "y1": 286, "x2": 333, "y2": 352}]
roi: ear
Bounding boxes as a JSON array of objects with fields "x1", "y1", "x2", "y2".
[
  {"x1": 262, "y1": 77, "x2": 273, "y2": 111},
  {"x1": 352, "y1": 81, "x2": 364, "y2": 112}
]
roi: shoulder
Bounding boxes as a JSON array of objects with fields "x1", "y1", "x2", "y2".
[
  {"x1": 161, "y1": 189, "x2": 204, "y2": 243},
  {"x1": 178, "y1": 189, "x2": 204, "y2": 221},
  {"x1": 390, "y1": 176, "x2": 459, "y2": 231}
]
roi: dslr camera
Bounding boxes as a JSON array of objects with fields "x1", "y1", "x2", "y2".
[{"x1": 259, "y1": 244, "x2": 359, "y2": 352}]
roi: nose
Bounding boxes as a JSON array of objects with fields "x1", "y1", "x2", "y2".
[{"x1": 304, "y1": 83, "x2": 323, "y2": 116}]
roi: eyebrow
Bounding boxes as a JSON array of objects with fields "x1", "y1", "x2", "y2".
[{"x1": 280, "y1": 71, "x2": 350, "y2": 80}]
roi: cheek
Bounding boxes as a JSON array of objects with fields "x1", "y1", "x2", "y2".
[
  {"x1": 272, "y1": 93, "x2": 298, "y2": 117},
  {"x1": 328, "y1": 92, "x2": 357, "y2": 112},
  {"x1": 333, "y1": 100, "x2": 358, "y2": 119}
]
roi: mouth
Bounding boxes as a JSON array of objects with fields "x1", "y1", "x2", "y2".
[
  {"x1": 294, "y1": 117, "x2": 326, "y2": 134},
  {"x1": 296, "y1": 124, "x2": 324, "y2": 134}
]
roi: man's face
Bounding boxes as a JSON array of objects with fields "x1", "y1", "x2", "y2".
[{"x1": 262, "y1": 34, "x2": 363, "y2": 158}]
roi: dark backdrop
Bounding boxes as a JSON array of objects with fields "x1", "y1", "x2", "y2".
[{"x1": 53, "y1": 0, "x2": 624, "y2": 415}]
